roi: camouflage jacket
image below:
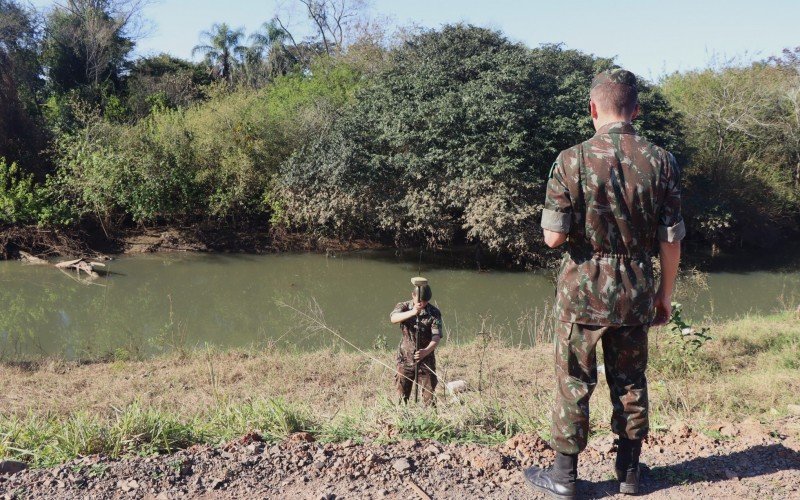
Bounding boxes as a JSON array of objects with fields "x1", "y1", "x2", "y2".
[
  {"x1": 540, "y1": 121, "x2": 685, "y2": 325},
  {"x1": 390, "y1": 301, "x2": 443, "y2": 362}
]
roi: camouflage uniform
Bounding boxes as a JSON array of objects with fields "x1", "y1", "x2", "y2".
[
  {"x1": 390, "y1": 301, "x2": 443, "y2": 405},
  {"x1": 541, "y1": 70, "x2": 685, "y2": 455}
]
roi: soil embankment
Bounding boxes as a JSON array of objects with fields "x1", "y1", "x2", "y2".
[
  {"x1": 2, "y1": 422, "x2": 799, "y2": 499},
  {"x1": 0, "y1": 224, "x2": 385, "y2": 261}
]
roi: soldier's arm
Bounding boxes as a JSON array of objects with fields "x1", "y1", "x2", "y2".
[
  {"x1": 390, "y1": 302, "x2": 419, "y2": 324},
  {"x1": 540, "y1": 153, "x2": 572, "y2": 248},
  {"x1": 657, "y1": 153, "x2": 686, "y2": 244},
  {"x1": 415, "y1": 314, "x2": 443, "y2": 361},
  {"x1": 654, "y1": 241, "x2": 681, "y2": 325},
  {"x1": 657, "y1": 242, "x2": 681, "y2": 297},
  {"x1": 429, "y1": 313, "x2": 443, "y2": 349},
  {"x1": 653, "y1": 153, "x2": 685, "y2": 325},
  {"x1": 543, "y1": 229, "x2": 567, "y2": 248}
]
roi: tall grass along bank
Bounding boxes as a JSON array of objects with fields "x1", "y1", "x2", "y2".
[{"x1": 1, "y1": 312, "x2": 798, "y2": 468}]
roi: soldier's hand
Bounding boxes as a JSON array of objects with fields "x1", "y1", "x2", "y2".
[
  {"x1": 411, "y1": 302, "x2": 424, "y2": 315},
  {"x1": 652, "y1": 293, "x2": 672, "y2": 326},
  {"x1": 413, "y1": 347, "x2": 431, "y2": 361}
]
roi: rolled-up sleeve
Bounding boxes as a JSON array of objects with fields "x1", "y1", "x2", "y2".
[
  {"x1": 431, "y1": 311, "x2": 443, "y2": 337},
  {"x1": 540, "y1": 153, "x2": 572, "y2": 233},
  {"x1": 390, "y1": 301, "x2": 408, "y2": 320},
  {"x1": 657, "y1": 152, "x2": 685, "y2": 243}
]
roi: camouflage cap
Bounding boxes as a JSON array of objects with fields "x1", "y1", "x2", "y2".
[{"x1": 590, "y1": 68, "x2": 637, "y2": 91}]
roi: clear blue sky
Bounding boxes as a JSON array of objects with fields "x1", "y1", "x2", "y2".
[{"x1": 31, "y1": 0, "x2": 800, "y2": 80}]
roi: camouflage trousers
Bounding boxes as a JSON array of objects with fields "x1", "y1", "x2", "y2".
[
  {"x1": 551, "y1": 321, "x2": 649, "y2": 455},
  {"x1": 395, "y1": 355, "x2": 437, "y2": 406}
]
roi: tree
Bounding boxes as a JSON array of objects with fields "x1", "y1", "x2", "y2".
[
  {"x1": 273, "y1": 0, "x2": 381, "y2": 69},
  {"x1": 192, "y1": 22, "x2": 245, "y2": 82},
  {"x1": 254, "y1": 20, "x2": 296, "y2": 75},
  {"x1": 235, "y1": 19, "x2": 297, "y2": 87},
  {"x1": 125, "y1": 54, "x2": 209, "y2": 117},
  {"x1": 767, "y1": 49, "x2": 800, "y2": 189},
  {"x1": 0, "y1": 0, "x2": 42, "y2": 101},
  {"x1": 662, "y1": 59, "x2": 800, "y2": 250},
  {"x1": 279, "y1": 25, "x2": 687, "y2": 264},
  {"x1": 281, "y1": 25, "x2": 546, "y2": 259},
  {"x1": 0, "y1": 0, "x2": 44, "y2": 169},
  {"x1": 297, "y1": 0, "x2": 361, "y2": 56},
  {"x1": 42, "y1": 0, "x2": 143, "y2": 96}
]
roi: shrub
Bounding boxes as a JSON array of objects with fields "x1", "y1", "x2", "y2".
[
  {"x1": 280, "y1": 26, "x2": 685, "y2": 263},
  {"x1": 52, "y1": 60, "x2": 362, "y2": 227},
  {"x1": 662, "y1": 61, "x2": 800, "y2": 250},
  {"x1": 0, "y1": 158, "x2": 39, "y2": 224}
]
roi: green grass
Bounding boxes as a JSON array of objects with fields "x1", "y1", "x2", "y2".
[
  {"x1": 1, "y1": 311, "x2": 798, "y2": 468},
  {"x1": 0, "y1": 397, "x2": 532, "y2": 467},
  {"x1": 0, "y1": 403, "x2": 200, "y2": 467}
]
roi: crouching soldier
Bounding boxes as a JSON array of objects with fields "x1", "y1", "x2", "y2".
[{"x1": 389, "y1": 277, "x2": 443, "y2": 405}]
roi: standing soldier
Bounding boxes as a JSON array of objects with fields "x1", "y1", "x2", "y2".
[
  {"x1": 389, "y1": 278, "x2": 443, "y2": 405},
  {"x1": 525, "y1": 68, "x2": 684, "y2": 498}
]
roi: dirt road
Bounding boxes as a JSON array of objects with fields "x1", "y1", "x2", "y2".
[{"x1": 2, "y1": 418, "x2": 798, "y2": 499}]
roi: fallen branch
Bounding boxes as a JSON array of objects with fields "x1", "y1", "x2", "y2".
[
  {"x1": 407, "y1": 478, "x2": 432, "y2": 500},
  {"x1": 18, "y1": 251, "x2": 48, "y2": 265},
  {"x1": 54, "y1": 257, "x2": 106, "y2": 279}
]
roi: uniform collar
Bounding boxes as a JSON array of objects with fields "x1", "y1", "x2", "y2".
[{"x1": 594, "y1": 121, "x2": 636, "y2": 136}]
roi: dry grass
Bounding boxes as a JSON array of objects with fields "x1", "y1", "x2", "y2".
[{"x1": 1, "y1": 312, "x2": 798, "y2": 466}]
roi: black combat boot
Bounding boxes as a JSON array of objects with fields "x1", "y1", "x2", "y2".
[
  {"x1": 615, "y1": 437, "x2": 643, "y2": 495},
  {"x1": 523, "y1": 452, "x2": 578, "y2": 499}
]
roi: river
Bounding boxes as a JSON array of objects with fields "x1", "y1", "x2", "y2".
[{"x1": 1, "y1": 251, "x2": 798, "y2": 360}]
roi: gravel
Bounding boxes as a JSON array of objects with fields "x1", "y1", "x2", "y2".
[{"x1": 1, "y1": 416, "x2": 798, "y2": 499}]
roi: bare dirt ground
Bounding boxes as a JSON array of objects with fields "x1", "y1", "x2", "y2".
[
  {"x1": 2, "y1": 417, "x2": 798, "y2": 499},
  {"x1": 0, "y1": 224, "x2": 387, "y2": 262}
]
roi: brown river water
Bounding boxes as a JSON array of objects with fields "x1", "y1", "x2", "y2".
[{"x1": 0, "y1": 251, "x2": 798, "y2": 360}]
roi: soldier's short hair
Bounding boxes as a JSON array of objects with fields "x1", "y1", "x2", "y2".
[
  {"x1": 412, "y1": 284, "x2": 432, "y2": 301},
  {"x1": 590, "y1": 83, "x2": 638, "y2": 117}
]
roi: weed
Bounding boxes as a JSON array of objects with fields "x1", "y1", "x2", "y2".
[
  {"x1": 318, "y1": 413, "x2": 363, "y2": 443},
  {"x1": 699, "y1": 429, "x2": 733, "y2": 441},
  {"x1": 88, "y1": 463, "x2": 110, "y2": 478},
  {"x1": 166, "y1": 458, "x2": 184, "y2": 473},
  {"x1": 151, "y1": 295, "x2": 191, "y2": 358},
  {"x1": 204, "y1": 398, "x2": 314, "y2": 443},
  {"x1": 669, "y1": 303, "x2": 713, "y2": 351},
  {"x1": 475, "y1": 316, "x2": 493, "y2": 395},
  {"x1": 108, "y1": 402, "x2": 197, "y2": 457},
  {"x1": 371, "y1": 334, "x2": 389, "y2": 351},
  {"x1": 650, "y1": 466, "x2": 705, "y2": 485},
  {"x1": 650, "y1": 303, "x2": 714, "y2": 377}
]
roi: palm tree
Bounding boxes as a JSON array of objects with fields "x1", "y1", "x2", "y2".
[
  {"x1": 248, "y1": 19, "x2": 290, "y2": 55},
  {"x1": 192, "y1": 23, "x2": 246, "y2": 82},
  {"x1": 246, "y1": 18, "x2": 298, "y2": 81}
]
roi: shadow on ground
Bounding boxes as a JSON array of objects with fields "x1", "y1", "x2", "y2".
[{"x1": 583, "y1": 444, "x2": 800, "y2": 498}]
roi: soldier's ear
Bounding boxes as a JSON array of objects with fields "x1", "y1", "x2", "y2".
[
  {"x1": 631, "y1": 103, "x2": 640, "y2": 121},
  {"x1": 589, "y1": 99, "x2": 599, "y2": 120}
]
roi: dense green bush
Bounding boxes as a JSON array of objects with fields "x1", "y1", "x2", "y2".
[
  {"x1": 282, "y1": 25, "x2": 544, "y2": 257},
  {"x1": 53, "y1": 60, "x2": 363, "y2": 226},
  {"x1": 0, "y1": 158, "x2": 41, "y2": 224},
  {"x1": 279, "y1": 26, "x2": 686, "y2": 262},
  {"x1": 662, "y1": 60, "x2": 800, "y2": 250},
  {"x1": 0, "y1": 156, "x2": 74, "y2": 227}
]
